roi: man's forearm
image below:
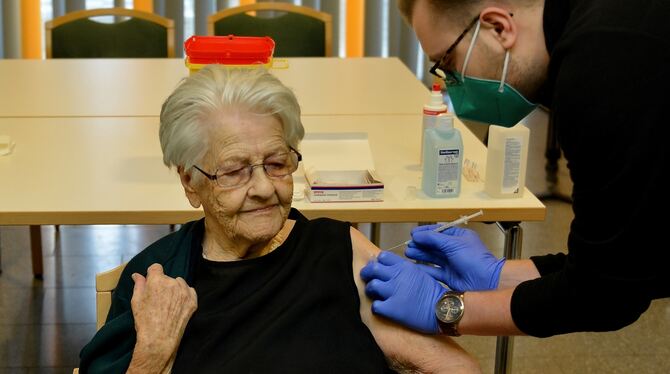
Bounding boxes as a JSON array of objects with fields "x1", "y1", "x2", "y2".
[
  {"x1": 498, "y1": 259, "x2": 540, "y2": 289},
  {"x1": 458, "y1": 288, "x2": 525, "y2": 336},
  {"x1": 454, "y1": 260, "x2": 538, "y2": 336}
]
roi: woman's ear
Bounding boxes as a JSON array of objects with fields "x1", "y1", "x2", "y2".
[
  {"x1": 178, "y1": 166, "x2": 202, "y2": 209},
  {"x1": 479, "y1": 7, "x2": 517, "y2": 49}
]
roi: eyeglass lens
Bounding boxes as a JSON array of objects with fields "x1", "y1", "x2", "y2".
[{"x1": 214, "y1": 151, "x2": 300, "y2": 188}]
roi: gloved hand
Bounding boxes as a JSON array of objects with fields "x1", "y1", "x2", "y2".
[
  {"x1": 406, "y1": 225, "x2": 505, "y2": 292},
  {"x1": 360, "y1": 251, "x2": 447, "y2": 334}
]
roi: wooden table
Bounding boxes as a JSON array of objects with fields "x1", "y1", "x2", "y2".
[
  {"x1": 0, "y1": 58, "x2": 429, "y2": 118},
  {"x1": 0, "y1": 114, "x2": 544, "y2": 253}
]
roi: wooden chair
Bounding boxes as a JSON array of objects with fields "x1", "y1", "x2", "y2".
[
  {"x1": 208, "y1": 2, "x2": 332, "y2": 57},
  {"x1": 72, "y1": 263, "x2": 126, "y2": 373},
  {"x1": 96, "y1": 262, "x2": 127, "y2": 330},
  {"x1": 45, "y1": 8, "x2": 174, "y2": 58},
  {"x1": 43, "y1": 9, "x2": 174, "y2": 257}
]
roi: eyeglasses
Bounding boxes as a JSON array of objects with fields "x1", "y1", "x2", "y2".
[
  {"x1": 429, "y1": 16, "x2": 480, "y2": 84},
  {"x1": 193, "y1": 146, "x2": 302, "y2": 189}
]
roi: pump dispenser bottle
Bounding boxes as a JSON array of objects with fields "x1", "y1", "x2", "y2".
[
  {"x1": 484, "y1": 124, "x2": 530, "y2": 198},
  {"x1": 421, "y1": 83, "x2": 448, "y2": 163},
  {"x1": 422, "y1": 113, "x2": 463, "y2": 198}
]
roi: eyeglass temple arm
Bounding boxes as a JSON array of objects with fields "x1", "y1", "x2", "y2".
[{"x1": 192, "y1": 165, "x2": 218, "y2": 180}]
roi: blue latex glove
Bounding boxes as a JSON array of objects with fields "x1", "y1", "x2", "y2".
[
  {"x1": 360, "y1": 251, "x2": 447, "y2": 334},
  {"x1": 406, "y1": 225, "x2": 505, "y2": 292}
]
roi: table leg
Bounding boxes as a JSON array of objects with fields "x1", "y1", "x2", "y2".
[
  {"x1": 493, "y1": 222, "x2": 523, "y2": 374},
  {"x1": 29, "y1": 225, "x2": 43, "y2": 279},
  {"x1": 371, "y1": 223, "x2": 381, "y2": 246}
]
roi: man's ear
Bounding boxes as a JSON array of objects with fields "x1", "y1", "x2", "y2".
[
  {"x1": 178, "y1": 166, "x2": 202, "y2": 209},
  {"x1": 479, "y1": 7, "x2": 517, "y2": 49}
]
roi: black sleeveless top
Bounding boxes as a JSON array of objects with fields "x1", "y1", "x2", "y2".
[{"x1": 172, "y1": 212, "x2": 392, "y2": 373}]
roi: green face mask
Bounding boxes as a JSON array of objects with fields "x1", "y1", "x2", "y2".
[{"x1": 445, "y1": 20, "x2": 537, "y2": 128}]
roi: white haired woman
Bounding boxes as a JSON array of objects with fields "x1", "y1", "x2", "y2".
[{"x1": 78, "y1": 66, "x2": 479, "y2": 373}]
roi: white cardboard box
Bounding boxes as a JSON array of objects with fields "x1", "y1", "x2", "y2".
[{"x1": 300, "y1": 133, "x2": 384, "y2": 203}]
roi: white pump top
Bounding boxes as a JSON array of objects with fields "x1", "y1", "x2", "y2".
[
  {"x1": 424, "y1": 83, "x2": 448, "y2": 112},
  {"x1": 429, "y1": 87, "x2": 444, "y2": 106}
]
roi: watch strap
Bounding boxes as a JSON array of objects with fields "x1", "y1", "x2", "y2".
[{"x1": 437, "y1": 319, "x2": 462, "y2": 336}]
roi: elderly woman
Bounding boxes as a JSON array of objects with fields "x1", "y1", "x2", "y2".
[{"x1": 79, "y1": 66, "x2": 479, "y2": 373}]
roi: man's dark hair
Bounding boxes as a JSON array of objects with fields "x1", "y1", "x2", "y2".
[
  {"x1": 398, "y1": 0, "x2": 537, "y2": 26},
  {"x1": 397, "y1": 0, "x2": 483, "y2": 24}
]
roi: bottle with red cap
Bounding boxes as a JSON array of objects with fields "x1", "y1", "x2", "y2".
[{"x1": 421, "y1": 83, "x2": 448, "y2": 164}]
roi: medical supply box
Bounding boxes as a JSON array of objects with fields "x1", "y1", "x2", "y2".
[
  {"x1": 184, "y1": 35, "x2": 275, "y2": 74},
  {"x1": 300, "y1": 133, "x2": 384, "y2": 203}
]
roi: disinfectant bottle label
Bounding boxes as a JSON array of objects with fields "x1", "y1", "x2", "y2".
[
  {"x1": 502, "y1": 137, "x2": 522, "y2": 194},
  {"x1": 436, "y1": 149, "x2": 460, "y2": 195}
]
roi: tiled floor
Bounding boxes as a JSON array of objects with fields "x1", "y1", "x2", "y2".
[{"x1": 1, "y1": 113, "x2": 668, "y2": 372}]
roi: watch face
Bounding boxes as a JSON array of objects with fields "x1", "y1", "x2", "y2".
[{"x1": 435, "y1": 294, "x2": 464, "y2": 323}]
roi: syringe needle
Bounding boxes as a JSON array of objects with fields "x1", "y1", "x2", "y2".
[
  {"x1": 381, "y1": 210, "x2": 484, "y2": 252},
  {"x1": 386, "y1": 241, "x2": 409, "y2": 252}
]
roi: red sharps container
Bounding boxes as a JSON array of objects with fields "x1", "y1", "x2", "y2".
[{"x1": 184, "y1": 35, "x2": 276, "y2": 74}]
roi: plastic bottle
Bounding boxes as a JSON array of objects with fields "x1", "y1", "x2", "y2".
[
  {"x1": 484, "y1": 124, "x2": 530, "y2": 198},
  {"x1": 421, "y1": 83, "x2": 448, "y2": 164},
  {"x1": 422, "y1": 113, "x2": 463, "y2": 198}
]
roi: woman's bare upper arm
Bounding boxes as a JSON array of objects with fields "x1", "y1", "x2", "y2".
[{"x1": 349, "y1": 227, "x2": 481, "y2": 373}]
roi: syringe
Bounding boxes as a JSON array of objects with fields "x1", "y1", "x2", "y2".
[{"x1": 384, "y1": 210, "x2": 484, "y2": 253}]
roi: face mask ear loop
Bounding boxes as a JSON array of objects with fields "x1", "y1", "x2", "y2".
[
  {"x1": 498, "y1": 50, "x2": 510, "y2": 93},
  {"x1": 460, "y1": 20, "x2": 481, "y2": 81}
]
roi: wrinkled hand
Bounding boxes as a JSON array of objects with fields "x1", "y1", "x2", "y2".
[
  {"x1": 131, "y1": 263, "x2": 198, "y2": 360},
  {"x1": 360, "y1": 251, "x2": 447, "y2": 334},
  {"x1": 407, "y1": 225, "x2": 505, "y2": 292}
]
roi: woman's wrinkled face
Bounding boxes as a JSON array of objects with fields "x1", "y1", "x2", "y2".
[{"x1": 185, "y1": 108, "x2": 293, "y2": 247}]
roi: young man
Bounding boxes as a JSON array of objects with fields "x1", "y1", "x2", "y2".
[{"x1": 362, "y1": 0, "x2": 669, "y2": 338}]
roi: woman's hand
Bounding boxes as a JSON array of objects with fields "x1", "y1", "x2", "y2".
[{"x1": 127, "y1": 263, "x2": 198, "y2": 373}]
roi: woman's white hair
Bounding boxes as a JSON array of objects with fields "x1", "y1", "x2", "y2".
[{"x1": 159, "y1": 65, "x2": 304, "y2": 177}]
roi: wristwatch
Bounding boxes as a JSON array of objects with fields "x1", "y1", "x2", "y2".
[{"x1": 434, "y1": 291, "x2": 465, "y2": 336}]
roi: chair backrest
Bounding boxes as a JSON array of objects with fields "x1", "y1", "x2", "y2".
[
  {"x1": 45, "y1": 8, "x2": 175, "y2": 58},
  {"x1": 208, "y1": 2, "x2": 332, "y2": 57},
  {"x1": 96, "y1": 262, "x2": 127, "y2": 330}
]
